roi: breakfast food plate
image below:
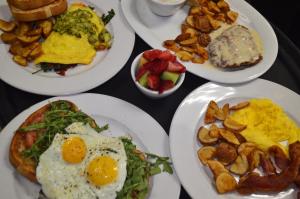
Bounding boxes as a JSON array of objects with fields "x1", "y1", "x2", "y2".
[
  {"x1": 121, "y1": 0, "x2": 278, "y2": 84},
  {"x1": 169, "y1": 78, "x2": 300, "y2": 198},
  {"x1": 0, "y1": 93, "x2": 181, "y2": 198},
  {"x1": 0, "y1": 0, "x2": 135, "y2": 95}
]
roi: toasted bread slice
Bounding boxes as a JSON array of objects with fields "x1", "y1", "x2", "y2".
[
  {"x1": 9, "y1": 0, "x2": 67, "y2": 22},
  {"x1": 7, "y1": 0, "x2": 56, "y2": 11},
  {"x1": 9, "y1": 100, "x2": 78, "y2": 183}
]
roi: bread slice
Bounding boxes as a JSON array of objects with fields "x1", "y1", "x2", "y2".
[
  {"x1": 7, "y1": 0, "x2": 56, "y2": 10},
  {"x1": 9, "y1": 0, "x2": 67, "y2": 22},
  {"x1": 9, "y1": 100, "x2": 78, "y2": 183}
]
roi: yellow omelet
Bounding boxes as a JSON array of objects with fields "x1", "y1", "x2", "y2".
[
  {"x1": 35, "y1": 3, "x2": 105, "y2": 65},
  {"x1": 230, "y1": 98, "x2": 300, "y2": 155}
]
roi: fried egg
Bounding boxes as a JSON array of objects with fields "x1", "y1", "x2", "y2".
[
  {"x1": 36, "y1": 122, "x2": 127, "y2": 199},
  {"x1": 35, "y1": 3, "x2": 104, "y2": 65}
]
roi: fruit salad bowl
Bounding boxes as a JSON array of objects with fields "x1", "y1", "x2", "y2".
[{"x1": 131, "y1": 49, "x2": 185, "y2": 99}]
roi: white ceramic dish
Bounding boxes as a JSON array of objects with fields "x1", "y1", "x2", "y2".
[
  {"x1": 0, "y1": 0, "x2": 135, "y2": 96},
  {"x1": 121, "y1": 0, "x2": 278, "y2": 84},
  {"x1": 0, "y1": 93, "x2": 181, "y2": 199},
  {"x1": 169, "y1": 78, "x2": 300, "y2": 199},
  {"x1": 130, "y1": 52, "x2": 185, "y2": 99},
  {"x1": 147, "y1": 0, "x2": 186, "y2": 17}
]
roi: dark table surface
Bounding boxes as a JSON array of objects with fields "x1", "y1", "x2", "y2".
[{"x1": 1, "y1": 24, "x2": 300, "y2": 198}]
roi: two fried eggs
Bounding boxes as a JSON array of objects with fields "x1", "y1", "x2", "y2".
[{"x1": 36, "y1": 122, "x2": 127, "y2": 199}]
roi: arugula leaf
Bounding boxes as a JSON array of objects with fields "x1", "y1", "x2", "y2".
[
  {"x1": 117, "y1": 138, "x2": 173, "y2": 199},
  {"x1": 21, "y1": 101, "x2": 108, "y2": 162},
  {"x1": 102, "y1": 9, "x2": 115, "y2": 25}
]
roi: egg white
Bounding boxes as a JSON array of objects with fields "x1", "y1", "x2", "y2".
[{"x1": 36, "y1": 122, "x2": 127, "y2": 199}]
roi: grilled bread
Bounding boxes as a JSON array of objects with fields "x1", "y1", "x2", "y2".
[
  {"x1": 9, "y1": 100, "x2": 78, "y2": 182},
  {"x1": 7, "y1": 0, "x2": 56, "y2": 10}
]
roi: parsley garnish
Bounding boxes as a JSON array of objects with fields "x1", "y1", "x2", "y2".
[{"x1": 102, "y1": 9, "x2": 115, "y2": 25}]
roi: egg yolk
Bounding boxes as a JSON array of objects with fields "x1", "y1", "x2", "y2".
[
  {"x1": 62, "y1": 137, "x2": 87, "y2": 164},
  {"x1": 86, "y1": 156, "x2": 118, "y2": 186}
]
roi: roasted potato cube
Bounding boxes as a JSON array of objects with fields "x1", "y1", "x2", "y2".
[
  {"x1": 13, "y1": 55, "x2": 27, "y2": 66},
  {"x1": 227, "y1": 10, "x2": 239, "y2": 22},
  {"x1": 197, "y1": 33, "x2": 211, "y2": 47},
  {"x1": 197, "y1": 126, "x2": 218, "y2": 145},
  {"x1": 217, "y1": 0, "x2": 230, "y2": 12},
  {"x1": 0, "y1": 19, "x2": 16, "y2": 32},
  {"x1": 215, "y1": 142, "x2": 237, "y2": 165},
  {"x1": 189, "y1": 6, "x2": 202, "y2": 15},
  {"x1": 197, "y1": 146, "x2": 216, "y2": 165},
  {"x1": 215, "y1": 172, "x2": 237, "y2": 193},
  {"x1": 229, "y1": 154, "x2": 249, "y2": 175},
  {"x1": 193, "y1": 15, "x2": 212, "y2": 33},
  {"x1": 219, "y1": 130, "x2": 240, "y2": 145},
  {"x1": 223, "y1": 117, "x2": 247, "y2": 132},
  {"x1": 208, "y1": 1, "x2": 221, "y2": 13},
  {"x1": 230, "y1": 101, "x2": 250, "y2": 110},
  {"x1": 175, "y1": 33, "x2": 191, "y2": 42},
  {"x1": 1, "y1": 32, "x2": 17, "y2": 44}
]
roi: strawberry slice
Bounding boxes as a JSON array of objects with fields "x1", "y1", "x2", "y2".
[
  {"x1": 158, "y1": 50, "x2": 176, "y2": 62},
  {"x1": 147, "y1": 74, "x2": 160, "y2": 90},
  {"x1": 143, "y1": 49, "x2": 162, "y2": 61},
  {"x1": 159, "y1": 80, "x2": 174, "y2": 93},
  {"x1": 145, "y1": 59, "x2": 168, "y2": 75},
  {"x1": 167, "y1": 61, "x2": 186, "y2": 73},
  {"x1": 135, "y1": 66, "x2": 148, "y2": 81}
]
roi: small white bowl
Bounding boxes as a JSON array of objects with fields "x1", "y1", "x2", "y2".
[
  {"x1": 147, "y1": 0, "x2": 186, "y2": 17},
  {"x1": 131, "y1": 52, "x2": 185, "y2": 99}
]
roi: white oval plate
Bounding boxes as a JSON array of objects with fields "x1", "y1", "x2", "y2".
[
  {"x1": 0, "y1": 93, "x2": 181, "y2": 198},
  {"x1": 121, "y1": 0, "x2": 278, "y2": 84},
  {"x1": 0, "y1": 0, "x2": 135, "y2": 95},
  {"x1": 169, "y1": 78, "x2": 300, "y2": 199}
]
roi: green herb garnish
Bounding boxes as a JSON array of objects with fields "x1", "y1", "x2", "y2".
[
  {"x1": 21, "y1": 101, "x2": 108, "y2": 162},
  {"x1": 117, "y1": 138, "x2": 173, "y2": 199},
  {"x1": 101, "y1": 9, "x2": 115, "y2": 25}
]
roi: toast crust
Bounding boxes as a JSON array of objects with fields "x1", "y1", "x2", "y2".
[
  {"x1": 9, "y1": 100, "x2": 78, "y2": 183},
  {"x1": 7, "y1": 0, "x2": 56, "y2": 11},
  {"x1": 9, "y1": 0, "x2": 67, "y2": 22}
]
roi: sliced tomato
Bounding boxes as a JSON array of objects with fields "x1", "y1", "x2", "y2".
[{"x1": 25, "y1": 131, "x2": 37, "y2": 148}]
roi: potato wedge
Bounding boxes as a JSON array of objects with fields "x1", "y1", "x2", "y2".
[
  {"x1": 191, "y1": 56, "x2": 205, "y2": 64},
  {"x1": 180, "y1": 37, "x2": 198, "y2": 46},
  {"x1": 189, "y1": 6, "x2": 202, "y2": 15},
  {"x1": 1, "y1": 32, "x2": 17, "y2": 44},
  {"x1": 184, "y1": 28, "x2": 198, "y2": 37},
  {"x1": 222, "y1": 103, "x2": 230, "y2": 118},
  {"x1": 219, "y1": 130, "x2": 240, "y2": 145},
  {"x1": 227, "y1": 10, "x2": 239, "y2": 22},
  {"x1": 186, "y1": 15, "x2": 195, "y2": 27},
  {"x1": 27, "y1": 27, "x2": 42, "y2": 36},
  {"x1": 209, "y1": 124, "x2": 220, "y2": 138},
  {"x1": 9, "y1": 41, "x2": 24, "y2": 56},
  {"x1": 175, "y1": 33, "x2": 191, "y2": 42},
  {"x1": 29, "y1": 44, "x2": 43, "y2": 59},
  {"x1": 17, "y1": 35, "x2": 40, "y2": 44},
  {"x1": 204, "y1": 101, "x2": 219, "y2": 124},
  {"x1": 39, "y1": 20, "x2": 53, "y2": 37},
  {"x1": 238, "y1": 142, "x2": 256, "y2": 157},
  {"x1": 175, "y1": 50, "x2": 193, "y2": 61},
  {"x1": 0, "y1": 19, "x2": 16, "y2": 32},
  {"x1": 197, "y1": 126, "x2": 218, "y2": 145},
  {"x1": 197, "y1": 146, "x2": 216, "y2": 165},
  {"x1": 13, "y1": 55, "x2": 27, "y2": 66},
  {"x1": 15, "y1": 23, "x2": 30, "y2": 36},
  {"x1": 207, "y1": 160, "x2": 229, "y2": 179},
  {"x1": 215, "y1": 172, "x2": 237, "y2": 193},
  {"x1": 230, "y1": 101, "x2": 250, "y2": 110},
  {"x1": 229, "y1": 154, "x2": 249, "y2": 175},
  {"x1": 215, "y1": 142, "x2": 237, "y2": 165},
  {"x1": 223, "y1": 118, "x2": 246, "y2": 132},
  {"x1": 214, "y1": 108, "x2": 226, "y2": 121}
]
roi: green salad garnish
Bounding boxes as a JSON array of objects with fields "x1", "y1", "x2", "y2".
[
  {"x1": 21, "y1": 101, "x2": 107, "y2": 162},
  {"x1": 117, "y1": 138, "x2": 173, "y2": 199}
]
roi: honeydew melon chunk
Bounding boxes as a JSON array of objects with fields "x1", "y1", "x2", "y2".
[
  {"x1": 161, "y1": 71, "x2": 180, "y2": 84},
  {"x1": 138, "y1": 71, "x2": 149, "y2": 87}
]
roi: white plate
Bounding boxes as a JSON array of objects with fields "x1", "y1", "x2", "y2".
[
  {"x1": 0, "y1": 93, "x2": 181, "y2": 199},
  {"x1": 0, "y1": 0, "x2": 135, "y2": 96},
  {"x1": 169, "y1": 78, "x2": 300, "y2": 199},
  {"x1": 121, "y1": 0, "x2": 278, "y2": 84}
]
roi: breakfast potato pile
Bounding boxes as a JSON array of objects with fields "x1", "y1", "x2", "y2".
[
  {"x1": 0, "y1": 18, "x2": 52, "y2": 66},
  {"x1": 197, "y1": 100, "x2": 300, "y2": 195},
  {"x1": 163, "y1": 0, "x2": 238, "y2": 64}
]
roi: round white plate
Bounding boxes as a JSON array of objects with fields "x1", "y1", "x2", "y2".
[
  {"x1": 121, "y1": 0, "x2": 278, "y2": 84},
  {"x1": 0, "y1": 93, "x2": 181, "y2": 199},
  {"x1": 0, "y1": 0, "x2": 135, "y2": 96},
  {"x1": 169, "y1": 78, "x2": 300, "y2": 199}
]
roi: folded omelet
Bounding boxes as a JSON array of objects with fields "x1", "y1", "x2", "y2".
[
  {"x1": 230, "y1": 98, "x2": 300, "y2": 155},
  {"x1": 35, "y1": 3, "x2": 105, "y2": 65}
]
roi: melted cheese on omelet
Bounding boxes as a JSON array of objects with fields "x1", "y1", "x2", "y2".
[
  {"x1": 35, "y1": 4, "x2": 104, "y2": 65},
  {"x1": 230, "y1": 98, "x2": 300, "y2": 154}
]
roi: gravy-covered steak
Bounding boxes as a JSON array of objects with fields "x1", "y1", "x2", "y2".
[{"x1": 208, "y1": 25, "x2": 262, "y2": 68}]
